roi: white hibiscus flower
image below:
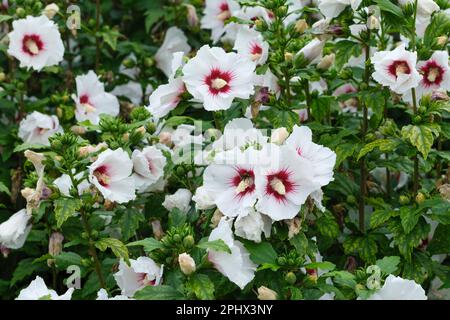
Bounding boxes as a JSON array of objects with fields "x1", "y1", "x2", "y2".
[
  {"x1": 182, "y1": 45, "x2": 256, "y2": 111},
  {"x1": 7, "y1": 15, "x2": 64, "y2": 71},
  {"x1": 73, "y1": 70, "x2": 120, "y2": 125},
  {"x1": 88, "y1": 148, "x2": 136, "y2": 204}
]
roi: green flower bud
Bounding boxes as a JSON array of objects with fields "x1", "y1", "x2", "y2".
[
  {"x1": 415, "y1": 192, "x2": 425, "y2": 204},
  {"x1": 285, "y1": 272, "x2": 297, "y2": 284},
  {"x1": 183, "y1": 235, "x2": 195, "y2": 248},
  {"x1": 399, "y1": 195, "x2": 410, "y2": 205}
]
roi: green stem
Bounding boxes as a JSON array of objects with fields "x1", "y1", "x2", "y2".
[
  {"x1": 304, "y1": 80, "x2": 312, "y2": 120},
  {"x1": 411, "y1": 88, "x2": 419, "y2": 196},
  {"x1": 68, "y1": 171, "x2": 106, "y2": 289},
  {"x1": 95, "y1": 0, "x2": 101, "y2": 72},
  {"x1": 358, "y1": 29, "x2": 371, "y2": 233}
]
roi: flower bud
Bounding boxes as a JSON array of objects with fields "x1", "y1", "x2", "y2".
[
  {"x1": 295, "y1": 19, "x2": 308, "y2": 34},
  {"x1": 431, "y1": 89, "x2": 449, "y2": 102},
  {"x1": 71, "y1": 125, "x2": 86, "y2": 135},
  {"x1": 436, "y1": 36, "x2": 447, "y2": 47},
  {"x1": 296, "y1": 39, "x2": 324, "y2": 64},
  {"x1": 257, "y1": 286, "x2": 277, "y2": 300},
  {"x1": 1, "y1": 245, "x2": 10, "y2": 258},
  {"x1": 183, "y1": 235, "x2": 195, "y2": 248},
  {"x1": 185, "y1": 4, "x2": 199, "y2": 28},
  {"x1": 159, "y1": 131, "x2": 173, "y2": 147},
  {"x1": 317, "y1": 53, "x2": 335, "y2": 70},
  {"x1": 286, "y1": 217, "x2": 301, "y2": 239},
  {"x1": 178, "y1": 252, "x2": 196, "y2": 275},
  {"x1": 399, "y1": 195, "x2": 410, "y2": 204},
  {"x1": 48, "y1": 232, "x2": 64, "y2": 257},
  {"x1": 136, "y1": 126, "x2": 146, "y2": 135},
  {"x1": 271, "y1": 127, "x2": 289, "y2": 145},
  {"x1": 367, "y1": 15, "x2": 380, "y2": 30},
  {"x1": 415, "y1": 192, "x2": 426, "y2": 204},
  {"x1": 284, "y1": 52, "x2": 293, "y2": 62},
  {"x1": 151, "y1": 219, "x2": 165, "y2": 240},
  {"x1": 122, "y1": 132, "x2": 130, "y2": 141},
  {"x1": 43, "y1": 3, "x2": 59, "y2": 19},
  {"x1": 0, "y1": 72, "x2": 6, "y2": 82},
  {"x1": 285, "y1": 272, "x2": 297, "y2": 284}
]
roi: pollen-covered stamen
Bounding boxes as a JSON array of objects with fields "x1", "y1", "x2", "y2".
[
  {"x1": 270, "y1": 177, "x2": 286, "y2": 195},
  {"x1": 93, "y1": 165, "x2": 110, "y2": 187},
  {"x1": 388, "y1": 60, "x2": 411, "y2": 78},
  {"x1": 235, "y1": 176, "x2": 254, "y2": 194},
  {"x1": 216, "y1": 2, "x2": 231, "y2": 21},
  {"x1": 265, "y1": 169, "x2": 296, "y2": 201},
  {"x1": 205, "y1": 68, "x2": 232, "y2": 95},
  {"x1": 211, "y1": 78, "x2": 228, "y2": 90},
  {"x1": 22, "y1": 34, "x2": 44, "y2": 56},
  {"x1": 232, "y1": 168, "x2": 255, "y2": 198},
  {"x1": 427, "y1": 68, "x2": 440, "y2": 82}
]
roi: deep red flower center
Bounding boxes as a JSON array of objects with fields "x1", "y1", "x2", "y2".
[
  {"x1": 137, "y1": 273, "x2": 156, "y2": 286},
  {"x1": 421, "y1": 60, "x2": 444, "y2": 87},
  {"x1": 265, "y1": 169, "x2": 296, "y2": 201},
  {"x1": 22, "y1": 34, "x2": 44, "y2": 56},
  {"x1": 217, "y1": 2, "x2": 231, "y2": 21},
  {"x1": 80, "y1": 94, "x2": 90, "y2": 104},
  {"x1": 205, "y1": 68, "x2": 232, "y2": 95},
  {"x1": 388, "y1": 60, "x2": 411, "y2": 78},
  {"x1": 250, "y1": 43, "x2": 263, "y2": 56},
  {"x1": 231, "y1": 168, "x2": 255, "y2": 199},
  {"x1": 93, "y1": 165, "x2": 110, "y2": 187}
]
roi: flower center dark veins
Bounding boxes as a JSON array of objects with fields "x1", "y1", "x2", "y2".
[
  {"x1": 265, "y1": 169, "x2": 296, "y2": 202},
  {"x1": 388, "y1": 60, "x2": 411, "y2": 78},
  {"x1": 22, "y1": 34, "x2": 44, "y2": 56},
  {"x1": 205, "y1": 68, "x2": 232, "y2": 95},
  {"x1": 231, "y1": 168, "x2": 255, "y2": 199},
  {"x1": 421, "y1": 60, "x2": 444, "y2": 87},
  {"x1": 93, "y1": 165, "x2": 110, "y2": 187}
]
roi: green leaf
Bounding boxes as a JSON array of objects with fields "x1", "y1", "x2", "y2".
[
  {"x1": 120, "y1": 209, "x2": 145, "y2": 241},
  {"x1": 334, "y1": 143, "x2": 358, "y2": 167},
  {"x1": 187, "y1": 274, "x2": 215, "y2": 300},
  {"x1": 10, "y1": 258, "x2": 45, "y2": 287},
  {"x1": 144, "y1": 9, "x2": 165, "y2": 33},
  {"x1": 400, "y1": 207, "x2": 420, "y2": 234},
  {"x1": 401, "y1": 125, "x2": 437, "y2": 159},
  {"x1": 428, "y1": 224, "x2": 450, "y2": 255},
  {"x1": 316, "y1": 212, "x2": 340, "y2": 238},
  {"x1": 100, "y1": 29, "x2": 121, "y2": 51},
  {"x1": 290, "y1": 232, "x2": 308, "y2": 255},
  {"x1": 13, "y1": 142, "x2": 48, "y2": 153},
  {"x1": 95, "y1": 238, "x2": 129, "y2": 264},
  {"x1": 374, "y1": 0, "x2": 404, "y2": 18},
  {"x1": 134, "y1": 285, "x2": 185, "y2": 300},
  {"x1": 357, "y1": 139, "x2": 399, "y2": 161},
  {"x1": 370, "y1": 209, "x2": 394, "y2": 229},
  {"x1": 304, "y1": 261, "x2": 336, "y2": 271},
  {"x1": 376, "y1": 256, "x2": 400, "y2": 274},
  {"x1": 55, "y1": 252, "x2": 82, "y2": 269},
  {"x1": 196, "y1": 239, "x2": 231, "y2": 254},
  {"x1": 343, "y1": 235, "x2": 378, "y2": 263},
  {"x1": 127, "y1": 237, "x2": 164, "y2": 253},
  {"x1": 325, "y1": 271, "x2": 357, "y2": 288},
  {"x1": 334, "y1": 40, "x2": 362, "y2": 68},
  {"x1": 0, "y1": 181, "x2": 10, "y2": 196},
  {"x1": 168, "y1": 208, "x2": 187, "y2": 228},
  {"x1": 0, "y1": 15, "x2": 13, "y2": 24},
  {"x1": 243, "y1": 241, "x2": 277, "y2": 265},
  {"x1": 54, "y1": 198, "x2": 82, "y2": 228}
]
